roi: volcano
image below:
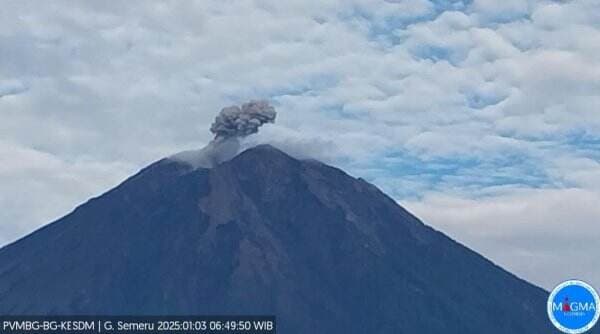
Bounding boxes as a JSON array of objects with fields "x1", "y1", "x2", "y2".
[{"x1": 0, "y1": 145, "x2": 557, "y2": 333}]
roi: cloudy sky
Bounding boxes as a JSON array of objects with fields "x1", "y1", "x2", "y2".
[{"x1": 1, "y1": 0, "x2": 599, "y2": 290}]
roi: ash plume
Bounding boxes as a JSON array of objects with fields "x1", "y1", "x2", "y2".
[
  {"x1": 210, "y1": 100, "x2": 276, "y2": 139},
  {"x1": 171, "y1": 100, "x2": 277, "y2": 168}
]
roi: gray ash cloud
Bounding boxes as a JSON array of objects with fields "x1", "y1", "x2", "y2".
[
  {"x1": 171, "y1": 100, "x2": 277, "y2": 168},
  {"x1": 210, "y1": 100, "x2": 276, "y2": 139}
]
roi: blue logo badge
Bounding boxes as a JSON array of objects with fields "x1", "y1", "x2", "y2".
[{"x1": 548, "y1": 280, "x2": 600, "y2": 333}]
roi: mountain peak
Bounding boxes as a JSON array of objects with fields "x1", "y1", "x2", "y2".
[
  {"x1": 241, "y1": 143, "x2": 283, "y2": 154},
  {"x1": 219, "y1": 144, "x2": 302, "y2": 183},
  {"x1": 0, "y1": 143, "x2": 554, "y2": 333},
  {"x1": 229, "y1": 144, "x2": 296, "y2": 166}
]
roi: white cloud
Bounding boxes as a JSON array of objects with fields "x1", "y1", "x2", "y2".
[
  {"x1": 470, "y1": 0, "x2": 532, "y2": 22},
  {"x1": 404, "y1": 187, "x2": 600, "y2": 290},
  {"x1": 0, "y1": 80, "x2": 28, "y2": 97},
  {"x1": 0, "y1": 140, "x2": 135, "y2": 245}
]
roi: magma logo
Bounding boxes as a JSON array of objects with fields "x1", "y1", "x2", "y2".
[{"x1": 548, "y1": 280, "x2": 600, "y2": 334}]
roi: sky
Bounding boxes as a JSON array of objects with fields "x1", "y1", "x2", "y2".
[{"x1": 1, "y1": 0, "x2": 599, "y2": 291}]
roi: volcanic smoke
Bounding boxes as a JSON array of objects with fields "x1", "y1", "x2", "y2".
[{"x1": 171, "y1": 100, "x2": 277, "y2": 168}]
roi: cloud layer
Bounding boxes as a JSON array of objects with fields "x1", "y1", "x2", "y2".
[{"x1": 1, "y1": 0, "x2": 599, "y2": 290}]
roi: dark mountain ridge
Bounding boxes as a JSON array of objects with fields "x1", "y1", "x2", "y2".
[{"x1": 0, "y1": 145, "x2": 559, "y2": 333}]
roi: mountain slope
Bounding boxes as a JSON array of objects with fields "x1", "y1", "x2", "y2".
[{"x1": 0, "y1": 145, "x2": 558, "y2": 333}]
